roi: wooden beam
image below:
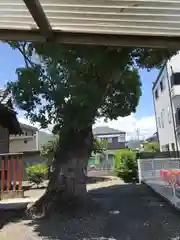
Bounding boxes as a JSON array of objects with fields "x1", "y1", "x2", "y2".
[
  {"x1": 53, "y1": 32, "x2": 180, "y2": 49},
  {"x1": 23, "y1": 0, "x2": 53, "y2": 40},
  {"x1": 0, "y1": 29, "x2": 180, "y2": 49}
]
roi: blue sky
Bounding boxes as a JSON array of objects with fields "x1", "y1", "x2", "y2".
[
  {"x1": 0, "y1": 43, "x2": 158, "y2": 138},
  {"x1": 137, "y1": 68, "x2": 158, "y2": 118}
]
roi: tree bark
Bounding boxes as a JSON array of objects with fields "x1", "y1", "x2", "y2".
[{"x1": 27, "y1": 126, "x2": 93, "y2": 218}]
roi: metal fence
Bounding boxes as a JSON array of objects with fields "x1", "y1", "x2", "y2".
[{"x1": 137, "y1": 158, "x2": 180, "y2": 208}]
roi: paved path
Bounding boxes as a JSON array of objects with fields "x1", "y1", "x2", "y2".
[{"x1": 1, "y1": 180, "x2": 180, "y2": 239}]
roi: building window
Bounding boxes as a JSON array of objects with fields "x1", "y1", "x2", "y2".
[
  {"x1": 160, "y1": 80, "x2": 164, "y2": 92},
  {"x1": 175, "y1": 108, "x2": 180, "y2": 127},
  {"x1": 168, "y1": 107, "x2": 171, "y2": 123},
  {"x1": 162, "y1": 144, "x2": 169, "y2": 151},
  {"x1": 171, "y1": 72, "x2": 180, "y2": 87},
  {"x1": 158, "y1": 117, "x2": 161, "y2": 128},
  {"x1": 107, "y1": 138, "x2": 112, "y2": 143},
  {"x1": 155, "y1": 89, "x2": 159, "y2": 99},
  {"x1": 118, "y1": 135, "x2": 124, "y2": 142},
  {"x1": 161, "y1": 109, "x2": 165, "y2": 128},
  {"x1": 171, "y1": 143, "x2": 175, "y2": 151}
]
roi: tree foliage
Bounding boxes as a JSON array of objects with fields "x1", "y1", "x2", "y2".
[
  {"x1": 114, "y1": 150, "x2": 137, "y2": 182},
  {"x1": 92, "y1": 138, "x2": 108, "y2": 154},
  {"x1": 143, "y1": 141, "x2": 160, "y2": 152},
  {"x1": 40, "y1": 137, "x2": 59, "y2": 165},
  {"x1": 41, "y1": 135, "x2": 107, "y2": 166},
  {"x1": 6, "y1": 42, "x2": 176, "y2": 140},
  {"x1": 26, "y1": 163, "x2": 48, "y2": 188}
]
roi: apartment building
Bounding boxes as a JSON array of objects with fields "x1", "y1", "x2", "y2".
[
  {"x1": 92, "y1": 126, "x2": 126, "y2": 169},
  {"x1": 153, "y1": 53, "x2": 180, "y2": 151},
  {"x1": 93, "y1": 126, "x2": 126, "y2": 150},
  {"x1": 9, "y1": 123, "x2": 54, "y2": 153}
]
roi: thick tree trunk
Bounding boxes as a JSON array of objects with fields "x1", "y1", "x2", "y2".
[{"x1": 27, "y1": 127, "x2": 93, "y2": 218}]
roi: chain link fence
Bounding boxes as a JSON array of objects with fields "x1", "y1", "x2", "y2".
[{"x1": 138, "y1": 158, "x2": 180, "y2": 208}]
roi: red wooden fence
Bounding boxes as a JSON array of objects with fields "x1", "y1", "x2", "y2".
[{"x1": 0, "y1": 153, "x2": 23, "y2": 195}]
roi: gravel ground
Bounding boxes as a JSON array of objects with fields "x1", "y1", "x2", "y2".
[{"x1": 1, "y1": 178, "x2": 180, "y2": 239}]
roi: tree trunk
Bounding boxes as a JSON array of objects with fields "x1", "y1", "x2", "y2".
[{"x1": 27, "y1": 127, "x2": 93, "y2": 218}]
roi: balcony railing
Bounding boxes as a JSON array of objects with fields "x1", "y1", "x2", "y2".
[{"x1": 10, "y1": 135, "x2": 35, "y2": 140}]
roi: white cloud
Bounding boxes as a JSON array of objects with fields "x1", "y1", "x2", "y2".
[
  {"x1": 18, "y1": 114, "x2": 156, "y2": 141},
  {"x1": 18, "y1": 117, "x2": 52, "y2": 134},
  {"x1": 94, "y1": 114, "x2": 156, "y2": 140}
]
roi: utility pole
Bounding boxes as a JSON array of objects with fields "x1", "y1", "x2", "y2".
[{"x1": 136, "y1": 128, "x2": 140, "y2": 141}]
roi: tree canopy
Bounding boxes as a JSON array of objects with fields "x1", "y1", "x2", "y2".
[
  {"x1": 6, "y1": 42, "x2": 175, "y2": 136},
  {"x1": 6, "y1": 42, "x2": 177, "y2": 216}
]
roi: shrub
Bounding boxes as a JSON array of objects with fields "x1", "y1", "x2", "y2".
[
  {"x1": 40, "y1": 137, "x2": 59, "y2": 166},
  {"x1": 26, "y1": 163, "x2": 48, "y2": 188},
  {"x1": 114, "y1": 150, "x2": 137, "y2": 183},
  {"x1": 143, "y1": 142, "x2": 160, "y2": 152}
]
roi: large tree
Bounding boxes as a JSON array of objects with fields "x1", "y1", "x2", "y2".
[{"x1": 7, "y1": 42, "x2": 176, "y2": 216}]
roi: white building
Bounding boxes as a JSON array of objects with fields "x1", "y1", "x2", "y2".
[
  {"x1": 153, "y1": 53, "x2": 180, "y2": 151},
  {"x1": 9, "y1": 123, "x2": 55, "y2": 153}
]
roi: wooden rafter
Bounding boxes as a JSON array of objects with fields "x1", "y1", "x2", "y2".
[
  {"x1": 0, "y1": 29, "x2": 180, "y2": 49},
  {"x1": 23, "y1": 0, "x2": 53, "y2": 40}
]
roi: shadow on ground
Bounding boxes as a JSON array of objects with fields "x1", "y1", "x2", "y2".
[
  {"x1": 2, "y1": 183, "x2": 180, "y2": 239},
  {"x1": 25, "y1": 184, "x2": 180, "y2": 240},
  {"x1": 22, "y1": 176, "x2": 109, "y2": 191},
  {"x1": 0, "y1": 209, "x2": 26, "y2": 230},
  {"x1": 86, "y1": 176, "x2": 110, "y2": 184}
]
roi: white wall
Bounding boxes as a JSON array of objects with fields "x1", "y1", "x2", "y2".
[
  {"x1": 168, "y1": 53, "x2": 180, "y2": 150},
  {"x1": 97, "y1": 133, "x2": 125, "y2": 142},
  {"x1": 9, "y1": 127, "x2": 38, "y2": 153},
  {"x1": 153, "y1": 52, "x2": 180, "y2": 151},
  {"x1": 153, "y1": 64, "x2": 176, "y2": 151},
  {"x1": 9, "y1": 136, "x2": 38, "y2": 153}
]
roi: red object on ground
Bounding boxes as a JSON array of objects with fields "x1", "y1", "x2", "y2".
[
  {"x1": 161, "y1": 170, "x2": 172, "y2": 184},
  {"x1": 160, "y1": 169, "x2": 180, "y2": 186},
  {"x1": 172, "y1": 170, "x2": 180, "y2": 186}
]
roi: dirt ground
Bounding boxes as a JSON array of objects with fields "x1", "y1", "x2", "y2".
[{"x1": 1, "y1": 177, "x2": 180, "y2": 239}]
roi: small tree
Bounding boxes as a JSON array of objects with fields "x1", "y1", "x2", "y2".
[
  {"x1": 26, "y1": 164, "x2": 48, "y2": 188},
  {"x1": 144, "y1": 142, "x2": 160, "y2": 152},
  {"x1": 115, "y1": 150, "x2": 137, "y2": 182},
  {"x1": 41, "y1": 136, "x2": 59, "y2": 166},
  {"x1": 41, "y1": 136, "x2": 106, "y2": 173},
  {"x1": 6, "y1": 41, "x2": 176, "y2": 215},
  {"x1": 93, "y1": 138, "x2": 108, "y2": 154}
]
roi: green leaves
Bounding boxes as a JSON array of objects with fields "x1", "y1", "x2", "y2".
[
  {"x1": 6, "y1": 42, "x2": 176, "y2": 133},
  {"x1": 93, "y1": 138, "x2": 108, "y2": 154},
  {"x1": 26, "y1": 163, "x2": 48, "y2": 187},
  {"x1": 40, "y1": 137, "x2": 59, "y2": 165},
  {"x1": 114, "y1": 150, "x2": 138, "y2": 182},
  {"x1": 143, "y1": 142, "x2": 160, "y2": 152}
]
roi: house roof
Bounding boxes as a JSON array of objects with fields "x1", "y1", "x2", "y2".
[
  {"x1": 0, "y1": 1, "x2": 179, "y2": 48},
  {"x1": 93, "y1": 126, "x2": 125, "y2": 135},
  {"x1": 0, "y1": 103, "x2": 21, "y2": 134},
  {"x1": 20, "y1": 123, "x2": 38, "y2": 131},
  {"x1": 145, "y1": 132, "x2": 159, "y2": 143}
]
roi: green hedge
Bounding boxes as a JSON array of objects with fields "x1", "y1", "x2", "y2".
[
  {"x1": 114, "y1": 150, "x2": 138, "y2": 183},
  {"x1": 26, "y1": 163, "x2": 48, "y2": 188}
]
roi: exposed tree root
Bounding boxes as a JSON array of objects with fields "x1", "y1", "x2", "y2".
[{"x1": 26, "y1": 188, "x2": 101, "y2": 219}]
